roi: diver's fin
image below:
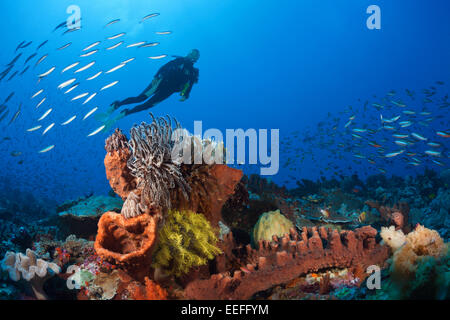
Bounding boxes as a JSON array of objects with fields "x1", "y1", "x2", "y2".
[
  {"x1": 102, "y1": 117, "x2": 119, "y2": 132},
  {"x1": 101, "y1": 111, "x2": 127, "y2": 132},
  {"x1": 94, "y1": 112, "x2": 109, "y2": 122}
]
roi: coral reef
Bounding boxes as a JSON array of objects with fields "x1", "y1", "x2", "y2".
[
  {"x1": 103, "y1": 114, "x2": 243, "y2": 229},
  {"x1": 1, "y1": 249, "x2": 60, "y2": 300},
  {"x1": 184, "y1": 226, "x2": 389, "y2": 299},
  {"x1": 152, "y1": 210, "x2": 222, "y2": 277}
]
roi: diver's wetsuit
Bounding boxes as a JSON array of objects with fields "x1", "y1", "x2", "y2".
[{"x1": 116, "y1": 57, "x2": 199, "y2": 115}]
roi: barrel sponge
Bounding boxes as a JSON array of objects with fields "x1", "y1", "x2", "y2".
[{"x1": 252, "y1": 209, "x2": 294, "y2": 244}]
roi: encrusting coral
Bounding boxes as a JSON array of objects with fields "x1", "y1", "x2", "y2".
[
  {"x1": 152, "y1": 209, "x2": 222, "y2": 277},
  {"x1": 1, "y1": 249, "x2": 60, "y2": 300}
]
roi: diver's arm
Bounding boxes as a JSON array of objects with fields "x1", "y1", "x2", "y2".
[
  {"x1": 182, "y1": 82, "x2": 194, "y2": 100},
  {"x1": 180, "y1": 68, "x2": 198, "y2": 100}
]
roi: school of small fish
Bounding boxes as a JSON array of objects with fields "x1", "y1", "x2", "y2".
[
  {"x1": 0, "y1": 11, "x2": 169, "y2": 159},
  {"x1": 278, "y1": 85, "x2": 449, "y2": 185}
]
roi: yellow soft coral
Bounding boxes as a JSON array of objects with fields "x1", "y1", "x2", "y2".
[{"x1": 152, "y1": 209, "x2": 222, "y2": 277}]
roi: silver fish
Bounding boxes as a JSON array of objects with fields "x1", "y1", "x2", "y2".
[
  {"x1": 121, "y1": 58, "x2": 135, "y2": 64},
  {"x1": 64, "y1": 83, "x2": 79, "y2": 94},
  {"x1": 106, "y1": 63, "x2": 125, "y2": 74},
  {"x1": 83, "y1": 93, "x2": 97, "y2": 105},
  {"x1": 80, "y1": 50, "x2": 98, "y2": 58},
  {"x1": 62, "y1": 62, "x2": 80, "y2": 73},
  {"x1": 149, "y1": 54, "x2": 167, "y2": 60},
  {"x1": 35, "y1": 54, "x2": 48, "y2": 67},
  {"x1": 58, "y1": 78, "x2": 77, "y2": 89},
  {"x1": 83, "y1": 107, "x2": 98, "y2": 120},
  {"x1": 141, "y1": 13, "x2": 160, "y2": 23},
  {"x1": 155, "y1": 31, "x2": 172, "y2": 35},
  {"x1": 61, "y1": 115, "x2": 76, "y2": 125},
  {"x1": 38, "y1": 145, "x2": 55, "y2": 153},
  {"x1": 38, "y1": 108, "x2": 52, "y2": 121},
  {"x1": 27, "y1": 125, "x2": 42, "y2": 132},
  {"x1": 106, "y1": 41, "x2": 123, "y2": 50},
  {"x1": 83, "y1": 41, "x2": 101, "y2": 51},
  {"x1": 127, "y1": 42, "x2": 145, "y2": 48},
  {"x1": 411, "y1": 132, "x2": 427, "y2": 141},
  {"x1": 58, "y1": 42, "x2": 72, "y2": 50},
  {"x1": 425, "y1": 150, "x2": 441, "y2": 157},
  {"x1": 140, "y1": 42, "x2": 159, "y2": 48},
  {"x1": 100, "y1": 81, "x2": 118, "y2": 91},
  {"x1": 38, "y1": 66, "x2": 56, "y2": 78},
  {"x1": 71, "y1": 92, "x2": 89, "y2": 101},
  {"x1": 42, "y1": 123, "x2": 55, "y2": 135},
  {"x1": 107, "y1": 33, "x2": 126, "y2": 40},
  {"x1": 86, "y1": 71, "x2": 102, "y2": 81},
  {"x1": 8, "y1": 104, "x2": 21, "y2": 125},
  {"x1": 87, "y1": 125, "x2": 105, "y2": 137},
  {"x1": 104, "y1": 19, "x2": 120, "y2": 28},
  {"x1": 75, "y1": 61, "x2": 95, "y2": 73},
  {"x1": 36, "y1": 97, "x2": 46, "y2": 108}
]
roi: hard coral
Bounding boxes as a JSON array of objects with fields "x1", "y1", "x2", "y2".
[
  {"x1": 152, "y1": 210, "x2": 222, "y2": 277},
  {"x1": 252, "y1": 209, "x2": 294, "y2": 245},
  {"x1": 184, "y1": 226, "x2": 389, "y2": 300},
  {"x1": 94, "y1": 211, "x2": 157, "y2": 280}
]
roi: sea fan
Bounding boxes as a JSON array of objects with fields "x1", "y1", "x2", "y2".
[{"x1": 127, "y1": 113, "x2": 190, "y2": 213}]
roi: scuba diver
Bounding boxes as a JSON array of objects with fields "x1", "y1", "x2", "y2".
[{"x1": 97, "y1": 49, "x2": 200, "y2": 129}]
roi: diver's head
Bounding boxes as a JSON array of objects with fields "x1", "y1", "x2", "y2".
[{"x1": 187, "y1": 49, "x2": 200, "y2": 63}]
